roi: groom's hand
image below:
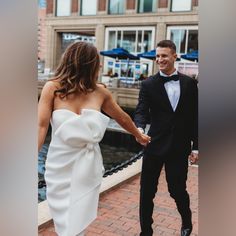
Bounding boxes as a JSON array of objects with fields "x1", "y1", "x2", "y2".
[
  {"x1": 136, "y1": 134, "x2": 151, "y2": 146},
  {"x1": 189, "y1": 151, "x2": 199, "y2": 165},
  {"x1": 136, "y1": 128, "x2": 151, "y2": 146}
]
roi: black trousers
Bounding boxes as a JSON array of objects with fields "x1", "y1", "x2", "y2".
[{"x1": 139, "y1": 152, "x2": 192, "y2": 236}]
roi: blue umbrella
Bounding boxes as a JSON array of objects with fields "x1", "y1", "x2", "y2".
[
  {"x1": 138, "y1": 49, "x2": 181, "y2": 61},
  {"x1": 100, "y1": 47, "x2": 139, "y2": 60},
  {"x1": 138, "y1": 49, "x2": 156, "y2": 60},
  {"x1": 181, "y1": 50, "x2": 198, "y2": 62}
]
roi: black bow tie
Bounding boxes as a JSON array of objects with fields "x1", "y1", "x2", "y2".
[{"x1": 160, "y1": 74, "x2": 179, "y2": 83}]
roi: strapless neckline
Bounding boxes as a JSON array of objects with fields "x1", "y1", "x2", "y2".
[{"x1": 52, "y1": 108, "x2": 109, "y2": 118}]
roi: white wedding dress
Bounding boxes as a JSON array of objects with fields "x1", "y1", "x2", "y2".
[{"x1": 44, "y1": 109, "x2": 110, "y2": 236}]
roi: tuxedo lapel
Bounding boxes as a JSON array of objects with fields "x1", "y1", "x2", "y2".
[
  {"x1": 175, "y1": 74, "x2": 187, "y2": 112},
  {"x1": 154, "y1": 73, "x2": 174, "y2": 112}
]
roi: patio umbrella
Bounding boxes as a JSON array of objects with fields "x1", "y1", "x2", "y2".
[
  {"x1": 138, "y1": 49, "x2": 156, "y2": 60},
  {"x1": 138, "y1": 49, "x2": 180, "y2": 61},
  {"x1": 100, "y1": 47, "x2": 139, "y2": 60},
  {"x1": 180, "y1": 50, "x2": 198, "y2": 62}
]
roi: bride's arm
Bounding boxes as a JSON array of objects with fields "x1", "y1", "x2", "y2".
[
  {"x1": 100, "y1": 87, "x2": 150, "y2": 146},
  {"x1": 38, "y1": 82, "x2": 54, "y2": 152}
]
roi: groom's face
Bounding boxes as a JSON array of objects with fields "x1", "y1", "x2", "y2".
[{"x1": 156, "y1": 47, "x2": 177, "y2": 75}]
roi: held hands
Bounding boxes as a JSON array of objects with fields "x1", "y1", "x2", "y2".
[
  {"x1": 136, "y1": 133, "x2": 151, "y2": 146},
  {"x1": 189, "y1": 151, "x2": 199, "y2": 165},
  {"x1": 135, "y1": 128, "x2": 151, "y2": 146}
]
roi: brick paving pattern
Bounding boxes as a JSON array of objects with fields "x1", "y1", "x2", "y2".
[{"x1": 39, "y1": 166, "x2": 198, "y2": 236}]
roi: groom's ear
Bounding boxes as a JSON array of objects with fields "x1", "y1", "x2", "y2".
[{"x1": 173, "y1": 53, "x2": 177, "y2": 61}]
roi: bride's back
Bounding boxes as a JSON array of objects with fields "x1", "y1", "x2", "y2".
[{"x1": 53, "y1": 83, "x2": 106, "y2": 115}]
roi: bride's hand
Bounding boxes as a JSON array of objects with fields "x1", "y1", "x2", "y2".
[{"x1": 136, "y1": 133, "x2": 151, "y2": 146}]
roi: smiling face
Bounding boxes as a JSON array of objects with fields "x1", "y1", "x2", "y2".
[{"x1": 156, "y1": 47, "x2": 177, "y2": 75}]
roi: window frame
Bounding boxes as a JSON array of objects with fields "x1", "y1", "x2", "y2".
[
  {"x1": 103, "y1": 26, "x2": 156, "y2": 79},
  {"x1": 105, "y1": 26, "x2": 155, "y2": 53},
  {"x1": 166, "y1": 25, "x2": 198, "y2": 55}
]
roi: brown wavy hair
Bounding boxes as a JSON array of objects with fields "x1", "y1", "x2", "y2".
[{"x1": 52, "y1": 41, "x2": 100, "y2": 98}]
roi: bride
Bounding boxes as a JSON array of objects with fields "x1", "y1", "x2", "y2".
[{"x1": 38, "y1": 41, "x2": 150, "y2": 236}]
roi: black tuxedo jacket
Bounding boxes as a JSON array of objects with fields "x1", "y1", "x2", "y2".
[{"x1": 134, "y1": 72, "x2": 198, "y2": 156}]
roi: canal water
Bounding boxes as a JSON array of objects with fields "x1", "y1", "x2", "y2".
[{"x1": 38, "y1": 118, "x2": 142, "y2": 202}]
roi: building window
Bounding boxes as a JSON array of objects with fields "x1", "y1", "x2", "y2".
[
  {"x1": 171, "y1": 0, "x2": 191, "y2": 12},
  {"x1": 81, "y1": 0, "x2": 97, "y2": 15},
  {"x1": 106, "y1": 27, "x2": 155, "y2": 53},
  {"x1": 108, "y1": 31, "x2": 116, "y2": 49},
  {"x1": 104, "y1": 27, "x2": 155, "y2": 80},
  {"x1": 138, "y1": 0, "x2": 157, "y2": 13},
  {"x1": 56, "y1": 0, "x2": 71, "y2": 16},
  {"x1": 167, "y1": 26, "x2": 198, "y2": 54},
  {"x1": 123, "y1": 31, "x2": 136, "y2": 52},
  {"x1": 108, "y1": 0, "x2": 125, "y2": 14},
  {"x1": 61, "y1": 33, "x2": 96, "y2": 54},
  {"x1": 143, "y1": 31, "x2": 152, "y2": 52}
]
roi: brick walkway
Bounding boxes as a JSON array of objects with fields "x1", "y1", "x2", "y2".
[{"x1": 39, "y1": 166, "x2": 198, "y2": 236}]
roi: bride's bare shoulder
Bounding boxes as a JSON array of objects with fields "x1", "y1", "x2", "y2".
[
  {"x1": 96, "y1": 83, "x2": 111, "y2": 97},
  {"x1": 46, "y1": 79, "x2": 60, "y2": 88},
  {"x1": 41, "y1": 79, "x2": 60, "y2": 96},
  {"x1": 96, "y1": 82, "x2": 107, "y2": 89}
]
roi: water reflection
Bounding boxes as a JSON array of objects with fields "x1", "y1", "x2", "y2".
[{"x1": 101, "y1": 144, "x2": 137, "y2": 170}]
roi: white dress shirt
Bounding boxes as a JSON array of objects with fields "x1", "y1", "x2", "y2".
[{"x1": 160, "y1": 70, "x2": 180, "y2": 111}]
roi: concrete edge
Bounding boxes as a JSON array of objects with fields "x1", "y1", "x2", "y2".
[{"x1": 38, "y1": 158, "x2": 142, "y2": 230}]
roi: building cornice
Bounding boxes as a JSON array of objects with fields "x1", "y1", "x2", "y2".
[{"x1": 45, "y1": 13, "x2": 198, "y2": 28}]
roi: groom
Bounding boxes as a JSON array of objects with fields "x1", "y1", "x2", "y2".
[{"x1": 134, "y1": 40, "x2": 198, "y2": 236}]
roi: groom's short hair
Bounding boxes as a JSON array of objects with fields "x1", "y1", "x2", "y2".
[{"x1": 157, "y1": 40, "x2": 176, "y2": 53}]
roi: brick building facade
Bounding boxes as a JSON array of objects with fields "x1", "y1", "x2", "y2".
[{"x1": 44, "y1": 0, "x2": 198, "y2": 78}]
